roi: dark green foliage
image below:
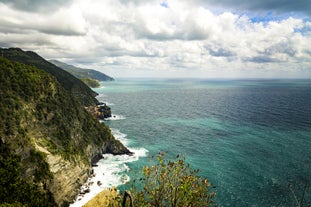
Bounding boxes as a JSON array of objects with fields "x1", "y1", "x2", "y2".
[
  {"x1": 0, "y1": 48, "x2": 98, "y2": 106},
  {"x1": 0, "y1": 146, "x2": 55, "y2": 207},
  {"x1": 29, "y1": 150, "x2": 53, "y2": 182},
  {"x1": 0, "y1": 202, "x2": 26, "y2": 207},
  {"x1": 49, "y1": 59, "x2": 114, "y2": 81},
  {"x1": 131, "y1": 154, "x2": 216, "y2": 207},
  {"x1": 0, "y1": 58, "x2": 56, "y2": 206},
  {"x1": 0, "y1": 55, "x2": 55, "y2": 102}
]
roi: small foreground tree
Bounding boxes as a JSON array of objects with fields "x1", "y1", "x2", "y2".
[{"x1": 130, "y1": 153, "x2": 216, "y2": 207}]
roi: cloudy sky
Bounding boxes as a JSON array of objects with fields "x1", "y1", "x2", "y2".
[{"x1": 1, "y1": 0, "x2": 311, "y2": 78}]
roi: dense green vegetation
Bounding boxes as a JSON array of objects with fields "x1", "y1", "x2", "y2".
[
  {"x1": 0, "y1": 56, "x2": 128, "y2": 206},
  {"x1": 81, "y1": 77, "x2": 101, "y2": 88},
  {"x1": 0, "y1": 143, "x2": 55, "y2": 207},
  {"x1": 49, "y1": 59, "x2": 114, "y2": 82},
  {"x1": 0, "y1": 48, "x2": 98, "y2": 106},
  {"x1": 0, "y1": 56, "x2": 126, "y2": 159}
]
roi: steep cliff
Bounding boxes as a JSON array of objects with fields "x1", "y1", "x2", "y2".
[{"x1": 0, "y1": 57, "x2": 130, "y2": 206}]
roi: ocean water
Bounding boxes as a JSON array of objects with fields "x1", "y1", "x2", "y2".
[{"x1": 73, "y1": 79, "x2": 311, "y2": 206}]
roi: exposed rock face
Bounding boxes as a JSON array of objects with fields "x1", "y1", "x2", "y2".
[
  {"x1": 34, "y1": 139, "x2": 131, "y2": 206},
  {"x1": 104, "y1": 140, "x2": 133, "y2": 155},
  {"x1": 35, "y1": 144, "x2": 91, "y2": 206}
]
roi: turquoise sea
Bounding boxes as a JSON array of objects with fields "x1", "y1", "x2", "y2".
[{"x1": 95, "y1": 79, "x2": 311, "y2": 206}]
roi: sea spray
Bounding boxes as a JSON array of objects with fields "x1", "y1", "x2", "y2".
[{"x1": 70, "y1": 129, "x2": 148, "y2": 207}]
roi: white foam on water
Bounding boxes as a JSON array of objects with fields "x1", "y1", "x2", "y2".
[
  {"x1": 98, "y1": 115, "x2": 126, "y2": 123},
  {"x1": 105, "y1": 102, "x2": 115, "y2": 106},
  {"x1": 110, "y1": 128, "x2": 129, "y2": 145},
  {"x1": 104, "y1": 114, "x2": 126, "y2": 121},
  {"x1": 95, "y1": 93, "x2": 106, "y2": 99},
  {"x1": 70, "y1": 129, "x2": 148, "y2": 207}
]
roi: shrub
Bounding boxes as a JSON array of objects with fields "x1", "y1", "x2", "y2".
[
  {"x1": 130, "y1": 153, "x2": 216, "y2": 207},
  {"x1": 0, "y1": 156, "x2": 55, "y2": 207}
]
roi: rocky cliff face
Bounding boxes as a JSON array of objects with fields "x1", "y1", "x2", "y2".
[{"x1": 0, "y1": 56, "x2": 130, "y2": 206}]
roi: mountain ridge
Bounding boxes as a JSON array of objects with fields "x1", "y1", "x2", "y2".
[
  {"x1": 49, "y1": 59, "x2": 114, "y2": 82},
  {"x1": 0, "y1": 48, "x2": 98, "y2": 106}
]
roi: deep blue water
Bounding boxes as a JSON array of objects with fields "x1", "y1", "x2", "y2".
[{"x1": 95, "y1": 79, "x2": 311, "y2": 206}]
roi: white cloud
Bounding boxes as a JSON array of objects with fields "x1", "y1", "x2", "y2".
[
  {"x1": 0, "y1": 0, "x2": 73, "y2": 12},
  {"x1": 0, "y1": 0, "x2": 311, "y2": 78},
  {"x1": 0, "y1": 3, "x2": 87, "y2": 35}
]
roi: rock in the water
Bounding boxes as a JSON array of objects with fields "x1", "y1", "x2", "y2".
[
  {"x1": 91, "y1": 154, "x2": 103, "y2": 165},
  {"x1": 86, "y1": 104, "x2": 112, "y2": 119}
]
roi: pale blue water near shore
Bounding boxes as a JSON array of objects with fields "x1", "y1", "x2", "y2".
[{"x1": 95, "y1": 79, "x2": 311, "y2": 206}]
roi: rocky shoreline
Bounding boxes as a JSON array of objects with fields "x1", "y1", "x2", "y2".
[
  {"x1": 86, "y1": 103, "x2": 112, "y2": 119},
  {"x1": 39, "y1": 101, "x2": 133, "y2": 207},
  {"x1": 68, "y1": 102, "x2": 133, "y2": 206},
  {"x1": 0, "y1": 50, "x2": 131, "y2": 207}
]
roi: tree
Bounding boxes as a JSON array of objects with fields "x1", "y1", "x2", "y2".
[{"x1": 130, "y1": 153, "x2": 216, "y2": 207}]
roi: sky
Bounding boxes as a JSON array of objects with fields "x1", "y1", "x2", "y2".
[{"x1": 0, "y1": 0, "x2": 311, "y2": 79}]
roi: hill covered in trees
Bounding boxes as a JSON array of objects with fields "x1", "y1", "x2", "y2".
[
  {"x1": 0, "y1": 53, "x2": 130, "y2": 206},
  {"x1": 49, "y1": 59, "x2": 114, "y2": 88},
  {"x1": 0, "y1": 48, "x2": 98, "y2": 106}
]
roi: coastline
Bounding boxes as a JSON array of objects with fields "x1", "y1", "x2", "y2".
[
  {"x1": 69, "y1": 83, "x2": 149, "y2": 207},
  {"x1": 72, "y1": 79, "x2": 311, "y2": 206},
  {"x1": 70, "y1": 128, "x2": 148, "y2": 207}
]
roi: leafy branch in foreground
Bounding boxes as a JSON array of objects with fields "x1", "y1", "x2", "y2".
[
  {"x1": 130, "y1": 153, "x2": 216, "y2": 207},
  {"x1": 288, "y1": 177, "x2": 310, "y2": 207}
]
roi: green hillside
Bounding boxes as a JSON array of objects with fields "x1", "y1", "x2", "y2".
[
  {"x1": 0, "y1": 48, "x2": 98, "y2": 106},
  {"x1": 49, "y1": 59, "x2": 114, "y2": 82},
  {"x1": 0, "y1": 56, "x2": 130, "y2": 206}
]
